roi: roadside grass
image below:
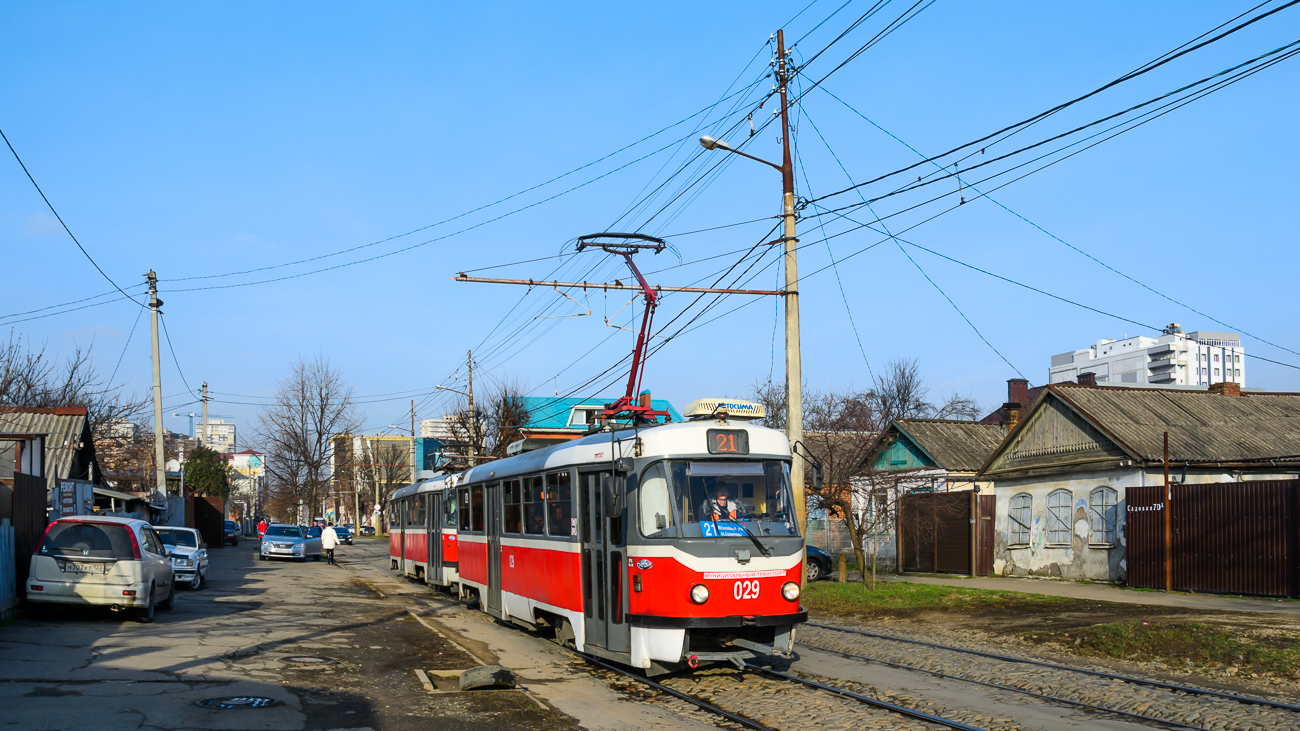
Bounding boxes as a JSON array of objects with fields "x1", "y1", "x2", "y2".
[
  {"x1": 803, "y1": 580, "x2": 1075, "y2": 618},
  {"x1": 1028, "y1": 620, "x2": 1300, "y2": 679}
]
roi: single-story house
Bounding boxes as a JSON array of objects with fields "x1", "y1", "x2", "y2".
[{"x1": 976, "y1": 381, "x2": 1300, "y2": 582}]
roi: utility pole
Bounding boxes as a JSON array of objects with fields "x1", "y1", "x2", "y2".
[
  {"x1": 200, "y1": 382, "x2": 209, "y2": 447},
  {"x1": 467, "y1": 350, "x2": 476, "y2": 461},
  {"x1": 776, "y1": 29, "x2": 806, "y2": 540},
  {"x1": 410, "y1": 398, "x2": 417, "y2": 484},
  {"x1": 147, "y1": 271, "x2": 167, "y2": 498}
]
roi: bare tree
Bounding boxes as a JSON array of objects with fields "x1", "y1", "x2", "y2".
[
  {"x1": 0, "y1": 333, "x2": 149, "y2": 442},
  {"x1": 754, "y1": 358, "x2": 981, "y2": 586},
  {"x1": 255, "y1": 356, "x2": 359, "y2": 524},
  {"x1": 484, "y1": 380, "x2": 531, "y2": 458}
]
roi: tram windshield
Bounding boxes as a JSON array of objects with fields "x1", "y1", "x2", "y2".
[{"x1": 638, "y1": 460, "x2": 799, "y2": 539}]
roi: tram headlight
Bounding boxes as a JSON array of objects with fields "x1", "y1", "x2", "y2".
[
  {"x1": 689, "y1": 584, "x2": 709, "y2": 604},
  {"x1": 782, "y1": 582, "x2": 801, "y2": 602}
]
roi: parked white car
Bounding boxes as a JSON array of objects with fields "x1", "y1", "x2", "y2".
[
  {"x1": 155, "y1": 526, "x2": 209, "y2": 590},
  {"x1": 259, "y1": 524, "x2": 322, "y2": 561},
  {"x1": 26, "y1": 516, "x2": 176, "y2": 622}
]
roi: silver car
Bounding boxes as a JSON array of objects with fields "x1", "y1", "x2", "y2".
[
  {"x1": 259, "y1": 524, "x2": 321, "y2": 561},
  {"x1": 156, "y1": 527, "x2": 209, "y2": 590}
]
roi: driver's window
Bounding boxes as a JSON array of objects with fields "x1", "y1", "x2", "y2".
[
  {"x1": 639, "y1": 463, "x2": 674, "y2": 537},
  {"x1": 142, "y1": 530, "x2": 163, "y2": 555}
]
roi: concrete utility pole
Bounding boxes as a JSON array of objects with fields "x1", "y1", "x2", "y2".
[
  {"x1": 467, "y1": 350, "x2": 476, "y2": 461},
  {"x1": 410, "y1": 399, "x2": 417, "y2": 484},
  {"x1": 695, "y1": 31, "x2": 806, "y2": 542},
  {"x1": 776, "y1": 29, "x2": 805, "y2": 538},
  {"x1": 147, "y1": 271, "x2": 167, "y2": 497},
  {"x1": 200, "y1": 382, "x2": 209, "y2": 447}
]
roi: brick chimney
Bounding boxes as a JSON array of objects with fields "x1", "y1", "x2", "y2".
[
  {"x1": 1077, "y1": 372, "x2": 1097, "y2": 387},
  {"x1": 1007, "y1": 378, "x2": 1029, "y2": 407},
  {"x1": 1001, "y1": 402, "x2": 1022, "y2": 431},
  {"x1": 639, "y1": 390, "x2": 652, "y2": 409},
  {"x1": 1208, "y1": 381, "x2": 1241, "y2": 397}
]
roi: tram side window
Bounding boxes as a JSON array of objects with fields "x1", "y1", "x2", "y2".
[
  {"x1": 470, "y1": 485, "x2": 484, "y2": 532},
  {"x1": 524, "y1": 476, "x2": 545, "y2": 535},
  {"x1": 417, "y1": 495, "x2": 427, "y2": 527},
  {"x1": 546, "y1": 471, "x2": 572, "y2": 537},
  {"x1": 388, "y1": 502, "x2": 399, "y2": 530},
  {"x1": 458, "y1": 489, "x2": 471, "y2": 531},
  {"x1": 503, "y1": 479, "x2": 522, "y2": 534},
  {"x1": 639, "y1": 463, "x2": 675, "y2": 537},
  {"x1": 444, "y1": 494, "x2": 457, "y2": 529}
]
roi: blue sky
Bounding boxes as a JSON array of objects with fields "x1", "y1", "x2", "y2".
[{"x1": 3, "y1": 1, "x2": 1297, "y2": 440}]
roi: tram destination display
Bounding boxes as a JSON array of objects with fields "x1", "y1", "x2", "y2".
[{"x1": 706, "y1": 429, "x2": 749, "y2": 455}]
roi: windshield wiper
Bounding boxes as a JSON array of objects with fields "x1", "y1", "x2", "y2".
[{"x1": 712, "y1": 516, "x2": 772, "y2": 556}]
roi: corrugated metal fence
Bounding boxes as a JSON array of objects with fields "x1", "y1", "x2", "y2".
[
  {"x1": 0, "y1": 522, "x2": 16, "y2": 619},
  {"x1": 1128, "y1": 480, "x2": 1300, "y2": 597}
]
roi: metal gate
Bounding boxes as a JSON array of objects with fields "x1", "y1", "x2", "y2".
[
  {"x1": 975, "y1": 495, "x2": 995, "y2": 577},
  {"x1": 899, "y1": 491, "x2": 972, "y2": 575},
  {"x1": 1127, "y1": 480, "x2": 1300, "y2": 597}
]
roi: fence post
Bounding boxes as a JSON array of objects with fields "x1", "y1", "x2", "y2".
[{"x1": 1170, "y1": 429, "x2": 1180, "y2": 587}]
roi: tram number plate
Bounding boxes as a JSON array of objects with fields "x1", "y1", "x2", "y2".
[
  {"x1": 733, "y1": 579, "x2": 760, "y2": 600},
  {"x1": 708, "y1": 429, "x2": 749, "y2": 455}
]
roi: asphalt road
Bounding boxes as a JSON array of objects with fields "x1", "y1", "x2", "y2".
[{"x1": 0, "y1": 536, "x2": 715, "y2": 731}]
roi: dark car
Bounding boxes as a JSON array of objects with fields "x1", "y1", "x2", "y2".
[
  {"x1": 334, "y1": 525, "x2": 353, "y2": 545},
  {"x1": 805, "y1": 544, "x2": 834, "y2": 582},
  {"x1": 223, "y1": 520, "x2": 241, "y2": 546}
]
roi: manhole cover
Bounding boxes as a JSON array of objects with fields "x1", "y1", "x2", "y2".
[
  {"x1": 195, "y1": 696, "x2": 283, "y2": 709},
  {"x1": 281, "y1": 656, "x2": 338, "y2": 665}
]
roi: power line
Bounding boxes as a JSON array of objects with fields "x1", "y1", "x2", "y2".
[
  {"x1": 807, "y1": 0, "x2": 1300, "y2": 204},
  {"x1": 158, "y1": 313, "x2": 196, "y2": 398},
  {"x1": 0, "y1": 126, "x2": 145, "y2": 308},
  {"x1": 107, "y1": 307, "x2": 144, "y2": 385},
  {"x1": 819, "y1": 81, "x2": 1300, "y2": 363}
]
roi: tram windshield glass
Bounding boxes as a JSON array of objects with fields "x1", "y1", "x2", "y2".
[{"x1": 638, "y1": 460, "x2": 799, "y2": 539}]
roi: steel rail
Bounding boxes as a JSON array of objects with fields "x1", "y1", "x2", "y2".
[
  {"x1": 578, "y1": 652, "x2": 776, "y2": 731},
  {"x1": 806, "y1": 622, "x2": 1300, "y2": 714},
  {"x1": 797, "y1": 640, "x2": 1203, "y2": 730},
  {"x1": 746, "y1": 663, "x2": 986, "y2": 731}
]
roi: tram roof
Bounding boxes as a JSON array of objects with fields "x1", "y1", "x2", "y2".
[{"x1": 458, "y1": 418, "x2": 791, "y2": 483}]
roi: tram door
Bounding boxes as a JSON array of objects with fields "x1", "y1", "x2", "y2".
[
  {"x1": 581, "y1": 470, "x2": 629, "y2": 653},
  {"x1": 486, "y1": 483, "x2": 503, "y2": 615},
  {"x1": 427, "y1": 493, "x2": 443, "y2": 585}
]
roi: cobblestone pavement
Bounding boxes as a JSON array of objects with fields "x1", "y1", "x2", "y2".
[
  {"x1": 800, "y1": 622, "x2": 1300, "y2": 731},
  {"x1": 656, "y1": 667, "x2": 960, "y2": 731}
]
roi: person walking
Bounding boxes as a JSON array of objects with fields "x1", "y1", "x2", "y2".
[{"x1": 321, "y1": 521, "x2": 339, "y2": 565}]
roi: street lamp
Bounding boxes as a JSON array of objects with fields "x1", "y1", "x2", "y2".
[{"x1": 696, "y1": 29, "x2": 806, "y2": 544}]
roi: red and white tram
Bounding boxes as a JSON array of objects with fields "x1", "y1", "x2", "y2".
[
  {"x1": 388, "y1": 402, "x2": 807, "y2": 672},
  {"x1": 388, "y1": 474, "x2": 459, "y2": 589}
]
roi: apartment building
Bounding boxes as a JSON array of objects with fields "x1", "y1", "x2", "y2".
[{"x1": 1049, "y1": 324, "x2": 1244, "y2": 388}]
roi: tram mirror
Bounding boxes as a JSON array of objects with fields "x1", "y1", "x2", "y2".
[{"x1": 602, "y1": 476, "x2": 622, "y2": 516}]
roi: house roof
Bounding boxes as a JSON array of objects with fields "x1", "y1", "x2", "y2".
[
  {"x1": 518, "y1": 396, "x2": 684, "y2": 431},
  {"x1": 884, "y1": 419, "x2": 1008, "y2": 472},
  {"x1": 980, "y1": 383, "x2": 1300, "y2": 473},
  {"x1": 0, "y1": 406, "x2": 97, "y2": 491}
]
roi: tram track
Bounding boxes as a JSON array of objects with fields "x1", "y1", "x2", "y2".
[
  {"x1": 578, "y1": 649, "x2": 987, "y2": 731},
  {"x1": 802, "y1": 621, "x2": 1300, "y2": 730},
  {"x1": 806, "y1": 622, "x2": 1300, "y2": 712}
]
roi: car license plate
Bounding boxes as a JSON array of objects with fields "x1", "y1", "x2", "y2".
[{"x1": 66, "y1": 562, "x2": 107, "y2": 573}]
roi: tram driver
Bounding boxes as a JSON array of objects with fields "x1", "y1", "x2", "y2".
[{"x1": 701, "y1": 484, "x2": 743, "y2": 521}]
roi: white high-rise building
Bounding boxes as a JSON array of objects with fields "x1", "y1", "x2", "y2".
[
  {"x1": 420, "y1": 417, "x2": 457, "y2": 439},
  {"x1": 1049, "y1": 324, "x2": 1244, "y2": 388},
  {"x1": 204, "y1": 419, "x2": 237, "y2": 454}
]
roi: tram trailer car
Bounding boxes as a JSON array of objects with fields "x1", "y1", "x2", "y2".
[
  {"x1": 388, "y1": 475, "x2": 459, "y2": 589},
  {"x1": 392, "y1": 402, "x2": 807, "y2": 673}
]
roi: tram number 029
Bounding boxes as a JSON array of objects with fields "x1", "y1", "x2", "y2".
[
  {"x1": 707, "y1": 429, "x2": 750, "y2": 455},
  {"x1": 733, "y1": 579, "x2": 761, "y2": 600}
]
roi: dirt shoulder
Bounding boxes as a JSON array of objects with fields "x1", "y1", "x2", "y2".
[{"x1": 803, "y1": 580, "x2": 1300, "y2": 695}]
